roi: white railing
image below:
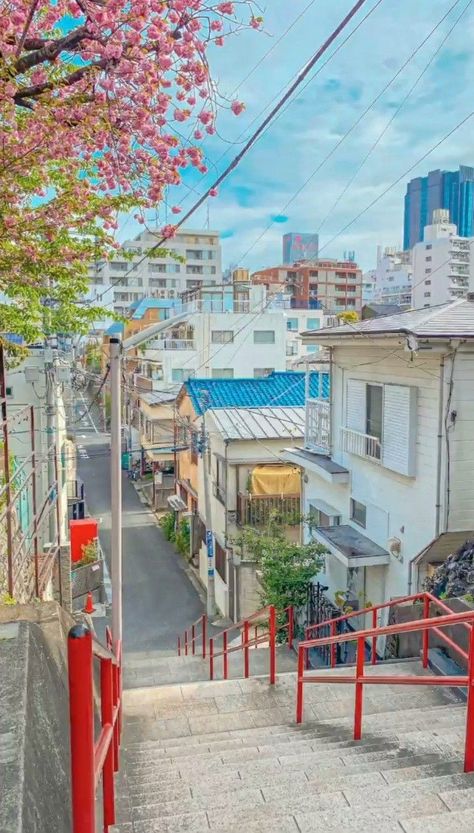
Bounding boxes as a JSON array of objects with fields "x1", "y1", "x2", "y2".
[
  {"x1": 341, "y1": 427, "x2": 381, "y2": 461},
  {"x1": 305, "y1": 398, "x2": 330, "y2": 454},
  {"x1": 148, "y1": 338, "x2": 195, "y2": 351}
]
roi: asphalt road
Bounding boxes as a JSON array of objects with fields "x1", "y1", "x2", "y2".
[{"x1": 76, "y1": 405, "x2": 205, "y2": 656}]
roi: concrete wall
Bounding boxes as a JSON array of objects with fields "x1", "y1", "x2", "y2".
[{"x1": 0, "y1": 603, "x2": 74, "y2": 833}]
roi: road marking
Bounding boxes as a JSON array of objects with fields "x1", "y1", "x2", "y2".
[{"x1": 79, "y1": 390, "x2": 99, "y2": 434}]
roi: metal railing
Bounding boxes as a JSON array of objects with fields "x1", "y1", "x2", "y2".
[
  {"x1": 305, "y1": 398, "x2": 330, "y2": 454},
  {"x1": 178, "y1": 613, "x2": 207, "y2": 659},
  {"x1": 68, "y1": 624, "x2": 122, "y2": 833},
  {"x1": 296, "y1": 597, "x2": 474, "y2": 773},
  {"x1": 236, "y1": 492, "x2": 301, "y2": 526},
  {"x1": 341, "y1": 426, "x2": 381, "y2": 461},
  {"x1": 209, "y1": 605, "x2": 294, "y2": 683},
  {"x1": 147, "y1": 338, "x2": 195, "y2": 351}
]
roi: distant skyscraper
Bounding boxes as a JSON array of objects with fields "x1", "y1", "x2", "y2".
[
  {"x1": 403, "y1": 165, "x2": 474, "y2": 250},
  {"x1": 282, "y1": 232, "x2": 319, "y2": 264}
]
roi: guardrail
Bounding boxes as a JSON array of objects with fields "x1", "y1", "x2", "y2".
[
  {"x1": 209, "y1": 605, "x2": 294, "y2": 683},
  {"x1": 178, "y1": 613, "x2": 207, "y2": 659},
  {"x1": 68, "y1": 624, "x2": 122, "y2": 833},
  {"x1": 296, "y1": 607, "x2": 474, "y2": 773},
  {"x1": 304, "y1": 591, "x2": 471, "y2": 670}
]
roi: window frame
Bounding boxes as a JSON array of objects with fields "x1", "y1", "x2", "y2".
[
  {"x1": 350, "y1": 498, "x2": 367, "y2": 529},
  {"x1": 211, "y1": 330, "x2": 234, "y2": 344},
  {"x1": 253, "y1": 330, "x2": 276, "y2": 344}
]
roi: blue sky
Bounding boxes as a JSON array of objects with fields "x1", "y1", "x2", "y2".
[{"x1": 120, "y1": 0, "x2": 474, "y2": 273}]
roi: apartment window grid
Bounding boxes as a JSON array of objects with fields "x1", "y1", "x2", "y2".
[
  {"x1": 254, "y1": 330, "x2": 275, "y2": 344},
  {"x1": 211, "y1": 330, "x2": 234, "y2": 344}
]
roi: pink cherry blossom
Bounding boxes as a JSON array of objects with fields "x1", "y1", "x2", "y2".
[
  {"x1": 171, "y1": 206, "x2": 182, "y2": 214},
  {"x1": 231, "y1": 100, "x2": 245, "y2": 115}
]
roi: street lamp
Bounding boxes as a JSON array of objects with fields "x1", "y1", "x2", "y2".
[{"x1": 108, "y1": 309, "x2": 191, "y2": 648}]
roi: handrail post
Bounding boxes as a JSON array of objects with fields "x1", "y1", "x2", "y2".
[
  {"x1": 202, "y1": 614, "x2": 207, "y2": 659},
  {"x1": 244, "y1": 621, "x2": 250, "y2": 678},
  {"x1": 101, "y1": 657, "x2": 115, "y2": 831},
  {"x1": 371, "y1": 608, "x2": 377, "y2": 665},
  {"x1": 209, "y1": 637, "x2": 214, "y2": 680},
  {"x1": 354, "y1": 636, "x2": 365, "y2": 741},
  {"x1": 422, "y1": 594, "x2": 430, "y2": 668},
  {"x1": 464, "y1": 624, "x2": 474, "y2": 772},
  {"x1": 269, "y1": 605, "x2": 276, "y2": 685},
  {"x1": 330, "y1": 620, "x2": 336, "y2": 668},
  {"x1": 177, "y1": 636, "x2": 181, "y2": 657},
  {"x1": 223, "y1": 630, "x2": 228, "y2": 680},
  {"x1": 184, "y1": 629, "x2": 188, "y2": 656},
  {"x1": 112, "y1": 661, "x2": 119, "y2": 772},
  {"x1": 296, "y1": 646, "x2": 304, "y2": 724},
  {"x1": 192, "y1": 624, "x2": 196, "y2": 656},
  {"x1": 68, "y1": 624, "x2": 95, "y2": 833},
  {"x1": 288, "y1": 606, "x2": 294, "y2": 650}
]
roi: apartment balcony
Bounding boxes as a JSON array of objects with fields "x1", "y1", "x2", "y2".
[
  {"x1": 341, "y1": 427, "x2": 381, "y2": 462},
  {"x1": 236, "y1": 492, "x2": 300, "y2": 527},
  {"x1": 305, "y1": 398, "x2": 330, "y2": 454},
  {"x1": 148, "y1": 338, "x2": 195, "y2": 351}
]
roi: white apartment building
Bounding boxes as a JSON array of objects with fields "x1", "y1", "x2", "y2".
[
  {"x1": 283, "y1": 299, "x2": 474, "y2": 615},
  {"x1": 132, "y1": 284, "x2": 288, "y2": 388},
  {"x1": 412, "y1": 210, "x2": 474, "y2": 309},
  {"x1": 362, "y1": 246, "x2": 412, "y2": 307},
  {"x1": 88, "y1": 227, "x2": 222, "y2": 317},
  {"x1": 275, "y1": 302, "x2": 325, "y2": 367}
]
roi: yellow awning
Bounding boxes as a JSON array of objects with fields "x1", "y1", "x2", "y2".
[{"x1": 250, "y1": 465, "x2": 301, "y2": 496}]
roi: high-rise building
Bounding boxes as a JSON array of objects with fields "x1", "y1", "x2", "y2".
[
  {"x1": 403, "y1": 165, "x2": 474, "y2": 250},
  {"x1": 88, "y1": 228, "x2": 222, "y2": 317},
  {"x1": 282, "y1": 232, "x2": 319, "y2": 264},
  {"x1": 412, "y1": 209, "x2": 473, "y2": 309}
]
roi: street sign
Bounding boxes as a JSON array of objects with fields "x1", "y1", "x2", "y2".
[{"x1": 206, "y1": 530, "x2": 214, "y2": 577}]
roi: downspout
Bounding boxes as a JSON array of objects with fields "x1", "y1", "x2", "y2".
[
  {"x1": 407, "y1": 353, "x2": 445, "y2": 595},
  {"x1": 328, "y1": 346, "x2": 333, "y2": 455}
]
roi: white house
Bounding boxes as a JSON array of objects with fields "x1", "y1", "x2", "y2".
[{"x1": 282, "y1": 298, "x2": 474, "y2": 612}]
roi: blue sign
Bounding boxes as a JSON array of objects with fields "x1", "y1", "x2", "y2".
[{"x1": 206, "y1": 530, "x2": 214, "y2": 558}]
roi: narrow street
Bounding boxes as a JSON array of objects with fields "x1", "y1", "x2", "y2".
[{"x1": 76, "y1": 411, "x2": 206, "y2": 658}]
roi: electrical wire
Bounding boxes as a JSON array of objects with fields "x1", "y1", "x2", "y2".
[
  {"x1": 88, "y1": 0, "x2": 376, "y2": 304},
  {"x1": 236, "y1": 0, "x2": 471, "y2": 264}
]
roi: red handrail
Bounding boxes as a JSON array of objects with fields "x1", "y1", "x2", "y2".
[
  {"x1": 208, "y1": 605, "x2": 294, "y2": 683},
  {"x1": 296, "y1": 608, "x2": 474, "y2": 773},
  {"x1": 68, "y1": 624, "x2": 122, "y2": 833},
  {"x1": 304, "y1": 591, "x2": 472, "y2": 670},
  {"x1": 178, "y1": 613, "x2": 207, "y2": 659}
]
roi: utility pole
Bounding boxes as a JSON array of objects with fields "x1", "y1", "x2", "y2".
[
  {"x1": 200, "y1": 403, "x2": 216, "y2": 618},
  {"x1": 109, "y1": 337, "x2": 123, "y2": 647}
]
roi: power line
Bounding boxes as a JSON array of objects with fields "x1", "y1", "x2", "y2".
[
  {"x1": 90, "y1": 0, "x2": 375, "y2": 305},
  {"x1": 316, "y1": 0, "x2": 473, "y2": 234},
  {"x1": 236, "y1": 0, "x2": 470, "y2": 264}
]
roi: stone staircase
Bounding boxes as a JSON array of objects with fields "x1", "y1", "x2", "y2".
[{"x1": 111, "y1": 659, "x2": 474, "y2": 832}]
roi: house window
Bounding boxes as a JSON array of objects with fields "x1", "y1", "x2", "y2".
[
  {"x1": 426, "y1": 256, "x2": 432, "y2": 262},
  {"x1": 306, "y1": 318, "x2": 320, "y2": 329},
  {"x1": 425, "y1": 268, "x2": 431, "y2": 274},
  {"x1": 424, "y1": 292, "x2": 431, "y2": 298},
  {"x1": 215, "y1": 457, "x2": 226, "y2": 504},
  {"x1": 366, "y1": 384, "x2": 383, "y2": 459},
  {"x1": 425, "y1": 280, "x2": 431, "y2": 285},
  {"x1": 426, "y1": 244, "x2": 432, "y2": 250},
  {"x1": 309, "y1": 504, "x2": 341, "y2": 530},
  {"x1": 254, "y1": 330, "x2": 275, "y2": 344},
  {"x1": 211, "y1": 330, "x2": 234, "y2": 344},
  {"x1": 215, "y1": 540, "x2": 227, "y2": 582},
  {"x1": 211, "y1": 368, "x2": 234, "y2": 378},
  {"x1": 350, "y1": 499, "x2": 366, "y2": 528},
  {"x1": 254, "y1": 368, "x2": 274, "y2": 377},
  {"x1": 171, "y1": 368, "x2": 195, "y2": 382},
  {"x1": 287, "y1": 318, "x2": 298, "y2": 331},
  {"x1": 306, "y1": 345, "x2": 318, "y2": 354}
]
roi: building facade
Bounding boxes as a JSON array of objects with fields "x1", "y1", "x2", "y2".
[
  {"x1": 412, "y1": 210, "x2": 474, "y2": 309},
  {"x1": 282, "y1": 232, "x2": 319, "y2": 264},
  {"x1": 283, "y1": 300, "x2": 474, "y2": 618},
  {"x1": 404, "y1": 165, "x2": 474, "y2": 250},
  {"x1": 251, "y1": 259, "x2": 362, "y2": 314},
  {"x1": 88, "y1": 227, "x2": 222, "y2": 317},
  {"x1": 362, "y1": 247, "x2": 412, "y2": 307}
]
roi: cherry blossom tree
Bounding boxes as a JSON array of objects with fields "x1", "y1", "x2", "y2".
[{"x1": 0, "y1": 0, "x2": 261, "y2": 338}]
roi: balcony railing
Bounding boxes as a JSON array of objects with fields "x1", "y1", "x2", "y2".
[
  {"x1": 148, "y1": 338, "x2": 195, "y2": 351},
  {"x1": 305, "y1": 398, "x2": 330, "y2": 454},
  {"x1": 341, "y1": 427, "x2": 381, "y2": 461},
  {"x1": 237, "y1": 493, "x2": 300, "y2": 526}
]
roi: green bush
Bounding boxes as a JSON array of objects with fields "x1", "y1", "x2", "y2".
[
  {"x1": 159, "y1": 512, "x2": 176, "y2": 542},
  {"x1": 175, "y1": 519, "x2": 190, "y2": 556}
]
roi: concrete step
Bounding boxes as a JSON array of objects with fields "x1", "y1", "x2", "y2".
[{"x1": 401, "y1": 807, "x2": 473, "y2": 832}]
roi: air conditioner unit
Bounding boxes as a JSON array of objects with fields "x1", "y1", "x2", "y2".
[{"x1": 24, "y1": 367, "x2": 40, "y2": 382}]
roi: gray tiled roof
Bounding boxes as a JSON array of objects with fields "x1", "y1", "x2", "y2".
[{"x1": 303, "y1": 298, "x2": 474, "y2": 340}]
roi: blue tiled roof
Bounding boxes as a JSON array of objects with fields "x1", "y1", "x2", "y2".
[
  {"x1": 185, "y1": 371, "x2": 329, "y2": 415},
  {"x1": 131, "y1": 298, "x2": 176, "y2": 320},
  {"x1": 105, "y1": 322, "x2": 124, "y2": 335}
]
